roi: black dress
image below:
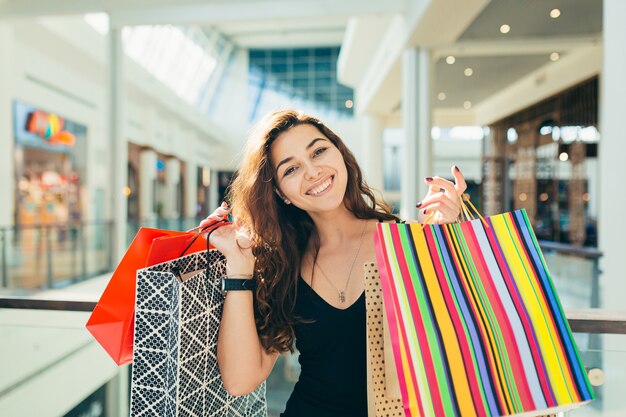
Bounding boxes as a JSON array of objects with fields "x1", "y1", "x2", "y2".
[{"x1": 280, "y1": 276, "x2": 368, "y2": 417}]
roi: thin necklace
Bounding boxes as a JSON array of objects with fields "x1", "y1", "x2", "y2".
[{"x1": 314, "y1": 219, "x2": 368, "y2": 304}]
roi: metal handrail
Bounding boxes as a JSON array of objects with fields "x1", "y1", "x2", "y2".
[
  {"x1": 0, "y1": 297, "x2": 96, "y2": 312},
  {"x1": 0, "y1": 296, "x2": 625, "y2": 335},
  {"x1": 0, "y1": 220, "x2": 115, "y2": 231},
  {"x1": 538, "y1": 240, "x2": 602, "y2": 259}
]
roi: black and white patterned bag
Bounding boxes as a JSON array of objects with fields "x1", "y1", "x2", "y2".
[{"x1": 130, "y1": 249, "x2": 267, "y2": 417}]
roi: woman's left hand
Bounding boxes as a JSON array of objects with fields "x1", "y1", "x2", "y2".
[{"x1": 417, "y1": 165, "x2": 467, "y2": 224}]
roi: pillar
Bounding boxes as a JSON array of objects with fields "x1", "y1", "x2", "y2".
[
  {"x1": 139, "y1": 149, "x2": 157, "y2": 221},
  {"x1": 401, "y1": 48, "x2": 432, "y2": 220},
  {"x1": 599, "y1": 0, "x2": 626, "y2": 412},
  {"x1": 361, "y1": 114, "x2": 384, "y2": 193},
  {"x1": 0, "y1": 23, "x2": 14, "y2": 228},
  {"x1": 163, "y1": 158, "x2": 181, "y2": 219},
  {"x1": 107, "y1": 26, "x2": 128, "y2": 262},
  {"x1": 482, "y1": 124, "x2": 507, "y2": 216}
]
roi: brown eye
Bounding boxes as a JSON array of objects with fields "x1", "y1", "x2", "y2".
[{"x1": 313, "y1": 147, "x2": 328, "y2": 157}]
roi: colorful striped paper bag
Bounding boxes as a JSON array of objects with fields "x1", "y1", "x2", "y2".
[{"x1": 373, "y1": 209, "x2": 594, "y2": 417}]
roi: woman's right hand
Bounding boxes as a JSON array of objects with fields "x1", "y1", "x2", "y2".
[{"x1": 198, "y1": 202, "x2": 255, "y2": 274}]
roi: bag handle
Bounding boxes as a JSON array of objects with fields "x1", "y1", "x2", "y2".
[
  {"x1": 172, "y1": 221, "x2": 229, "y2": 283},
  {"x1": 458, "y1": 193, "x2": 489, "y2": 228},
  {"x1": 421, "y1": 193, "x2": 489, "y2": 229},
  {"x1": 177, "y1": 220, "x2": 229, "y2": 258}
]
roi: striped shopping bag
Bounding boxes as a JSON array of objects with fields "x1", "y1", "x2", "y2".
[{"x1": 373, "y1": 206, "x2": 594, "y2": 417}]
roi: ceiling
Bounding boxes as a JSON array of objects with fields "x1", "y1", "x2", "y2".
[
  {"x1": 431, "y1": 0, "x2": 602, "y2": 110},
  {"x1": 0, "y1": 0, "x2": 604, "y2": 117}
]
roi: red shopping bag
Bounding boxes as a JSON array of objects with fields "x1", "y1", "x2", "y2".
[{"x1": 86, "y1": 227, "x2": 208, "y2": 365}]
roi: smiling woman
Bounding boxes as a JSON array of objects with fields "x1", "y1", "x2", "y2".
[{"x1": 197, "y1": 109, "x2": 467, "y2": 416}]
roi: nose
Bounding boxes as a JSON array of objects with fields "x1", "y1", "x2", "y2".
[{"x1": 303, "y1": 161, "x2": 322, "y2": 181}]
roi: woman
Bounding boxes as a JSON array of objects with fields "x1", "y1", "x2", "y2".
[{"x1": 200, "y1": 110, "x2": 466, "y2": 416}]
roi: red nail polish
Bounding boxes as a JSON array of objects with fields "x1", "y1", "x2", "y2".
[
  {"x1": 425, "y1": 177, "x2": 433, "y2": 182},
  {"x1": 454, "y1": 165, "x2": 460, "y2": 173},
  {"x1": 416, "y1": 202, "x2": 422, "y2": 208}
]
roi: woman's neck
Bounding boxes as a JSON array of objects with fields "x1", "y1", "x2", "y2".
[{"x1": 308, "y1": 205, "x2": 368, "y2": 249}]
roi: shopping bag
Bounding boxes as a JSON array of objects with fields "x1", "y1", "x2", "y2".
[
  {"x1": 86, "y1": 227, "x2": 207, "y2": 365},
  {"x1": 374, "y1": 208, "x2": 594, "y2": 417},
  {"x1": 364, "y1": 261, "x2": 403, "y2": 417},
  {"x1": 130, "y1": 248, "x2": 267, "y2": 417}
]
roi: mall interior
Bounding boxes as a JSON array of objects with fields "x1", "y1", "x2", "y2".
[{"x1": 0, "y1": 0, "x2": 625, "y2": 416}]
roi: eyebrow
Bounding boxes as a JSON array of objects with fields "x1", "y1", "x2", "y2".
[{"x1": 275, "y1": 137, "x2": 329, "y2": 175}]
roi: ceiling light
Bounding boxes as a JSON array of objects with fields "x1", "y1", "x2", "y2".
[
  {"x1": 550, "y1": 52, "x2": 560, "y2": 61},
  {"x1": 446, "y1": 56, "x2": 456, "y2": 64},
  {"x1": 463, "y1": 101, "x2": 472, "y2": 109},
  {"x1": 345, "y1": 99, "x2": 353, "y2": 109},
  {"x1": 550, "y1": 9, "x2": 561, "y2": 19},
  {"x1": 437, "y1": 92, "x2": 447, "y2": 101},
  {"x1": 464, "y1": 67, "x2": 473, "y2": 77},
  {"x1": 500, "y1": 24, "x2": 511, "y2": 34},
  {"x1": 559, "y1": 152, "x2": 569, "y2": 162}
]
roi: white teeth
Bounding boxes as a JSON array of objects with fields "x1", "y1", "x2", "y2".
[{"x1": 309, "y1": 177, "x2": 332, "y2": 195}]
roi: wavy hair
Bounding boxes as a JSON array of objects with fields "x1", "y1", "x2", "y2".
[{"x1": 228, "y1": 109, "x2": 399, "y2": 353}]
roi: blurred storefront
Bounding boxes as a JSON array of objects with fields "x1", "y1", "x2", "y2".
[
  {"x1": 482, "y1": 77, "x2": 598, "y2": 247},
  {"x1": 13, "y1": 101, "x2": 86, "y2": 229}
]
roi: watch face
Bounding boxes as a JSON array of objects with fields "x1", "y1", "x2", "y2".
[{"x1": 221, "y1": 278, "x2": 227, "y2": 297}]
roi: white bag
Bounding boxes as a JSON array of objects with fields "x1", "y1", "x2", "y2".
[{"x1": 130, "y1": 249, "x2": 266, "y2": 417}]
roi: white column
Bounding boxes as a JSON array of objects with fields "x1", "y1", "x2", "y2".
[
  {"x1": 163, "y1": 158, "x2": 180, "y2": 219},
  {"x1": 600, "y1": 0, "x2": 626, "y2": 310},
  {"x1": 599, "y1": 0, "x2": 626, "y2": 412},
  {"x1": 0, "y1": 23, "x2": 14, "y2": 228},
  {"x1": 106, "y1": 366, "x2": 130, "y2": 417},
  {"x1": 185, "y1": 161, "x2": 198, "y2": 220},
  {"x1": 401, "y1": 48, "x2": 432, "y2": 220},
  {"x1": 209, "y1": 170, "x2": 220, "y2": 212},
  {"x1": 139, "y1": 150, "x2": 157, "y2": 221},
  {"x1": 107, "y1": 26, "x2": 128, "y2": 261},
  {"x1": 361, "y1": 114, "x2": 384, "y2": 193}
]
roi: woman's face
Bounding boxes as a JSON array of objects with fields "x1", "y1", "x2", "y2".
[{"x1": 270, "y1": 124, "x2": 348, "y2": 215}]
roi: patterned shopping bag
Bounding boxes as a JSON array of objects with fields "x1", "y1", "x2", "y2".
[
  {"x1": 373, "y1": 208, "x2": 594, "y2": 417},
  {"x1": 130, "y1": 249, "x2": 266, "y2": 417}
]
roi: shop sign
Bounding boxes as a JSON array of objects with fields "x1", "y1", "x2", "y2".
[{"x1": 26, "y1": 110, "x2": 76, "y2": 146}]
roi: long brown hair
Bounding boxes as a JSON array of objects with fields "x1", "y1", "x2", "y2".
[{"x1": 228, "y1": 109, "x2": 399, "y2": 353}]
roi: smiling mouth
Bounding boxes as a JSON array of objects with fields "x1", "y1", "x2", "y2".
[{"x1": 306, "y1": 176, "x2": 334, "y2": 196}]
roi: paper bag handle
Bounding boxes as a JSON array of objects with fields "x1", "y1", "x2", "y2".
[{"x1": 421, "y1": 193, "x2": 489, "y2": 229}]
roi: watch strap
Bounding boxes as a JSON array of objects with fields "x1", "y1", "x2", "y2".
[{"x1": 222, "y1": 278, "x2": 257, "y2": 292}]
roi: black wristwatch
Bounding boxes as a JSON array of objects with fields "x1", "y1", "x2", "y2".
[{"x1": 221, "y1": 277, "x2": 257, "y2": 296}]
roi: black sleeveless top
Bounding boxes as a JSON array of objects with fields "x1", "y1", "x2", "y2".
[{"x1": 280, "y1": 276, "x2": 368, "y2": 417}]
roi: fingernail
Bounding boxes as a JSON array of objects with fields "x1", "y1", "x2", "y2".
[
  {"x1": 425, "y1": 177, "x2": 433, "y2": 182},
  {"x1": 416, "y1": 202, "x2": 422, "y2": 208},
  {"x1": 454, "y1": 165, "x2": 460, "y2": 173},
  {"x1": 423, "y1": 209, "x2": 428, "y2": 215}
]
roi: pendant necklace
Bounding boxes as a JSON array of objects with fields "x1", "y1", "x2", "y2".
[{"x1": 314, "y1": 219, "x2": 368, "y2": 303}]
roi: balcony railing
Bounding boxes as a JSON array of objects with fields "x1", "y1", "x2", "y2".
[
  {"x1": 0, "y1": 221, "x2": 114, "y2": 291},
  {"x1": 1, "y1": 296, "x2": 625, "y2": 417},
  {"x1": 0, "y1": 218, "x2": 205, "y2": 293}
]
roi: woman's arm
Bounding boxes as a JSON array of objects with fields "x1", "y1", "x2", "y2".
[
  {"x1": 199, "y1": 205, "x2": 279, "y2": 396},
  {"x1": 217, "y1": 259, "x2": 279, "y2": 396}
]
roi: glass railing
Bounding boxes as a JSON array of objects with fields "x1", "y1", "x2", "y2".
[
  {"x1": 2, "y1": 298, "x2": 623, "y2": 417},
  {"x1": 567, "y1": 341, "x2": 626, "y2": 416},
  {"x1": 0, "y1": 222, "x2": 114, "y2": 293},
  {"x1": 539, "y1": 240, "x2": 602, "y2": 309},
  {"x1": 0, "y1": 218, "x2": 207, "y2": 293}
]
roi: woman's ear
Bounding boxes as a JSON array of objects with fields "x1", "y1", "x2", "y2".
[{"x1": 274, "y1": 187, "x2": 291, "y2": 205}]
